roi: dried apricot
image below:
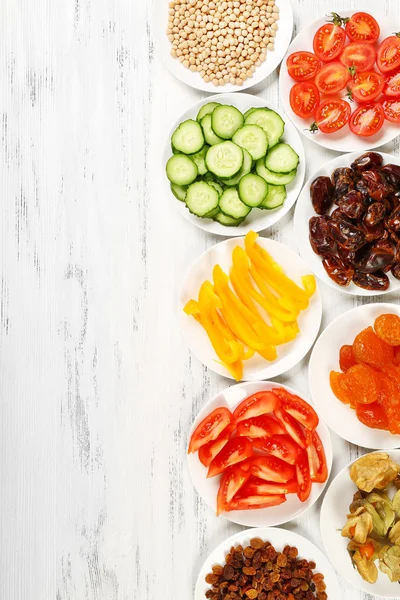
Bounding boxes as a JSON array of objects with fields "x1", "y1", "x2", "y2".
[
  {"x1": 339, "y1": 344, "x2": 357, "y2": 372},
  {"x1": 344, "y1": 364, "x2": 381, "y2": 404},
  {"x1": 374, "y1": 314, "x2": 400, "y2": 346},
  {"x1": 330, "y1": 371, "x2": 353, "y2": 406},
  {"x1": 353, "y1": 326, "x2": 394, "y2": 368},
  {"x1": 355, "y1": 402, "x2": 389, "y2": 431},
  {"x1": 394, "y1": 347, "x2": 400, "y2": 367}
]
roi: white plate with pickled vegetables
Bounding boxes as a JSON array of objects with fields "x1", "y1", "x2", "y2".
[
  {"x1": 321, "y1": 450, "x2": 400, "y2": 598},
  {"x1": 180, "y1": 231, "x2": 322, "y2": 380},
  {"x1": 164, "y1": 93, "x2": 305, "y2": 236}
]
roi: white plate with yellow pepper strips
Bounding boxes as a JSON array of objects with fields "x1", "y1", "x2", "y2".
[
  {"x1": 180, "y1": 231, "x2": 322, "y2": 381},
  {"x1": 321, "y1": 451, "x2": 400, "y2": 598},
  {"x1": 164, "y1": 93, "x2": 305, "y2": 236},
  {"x1": 155, "y1": 0, "x2": 293, "y2": 93}
]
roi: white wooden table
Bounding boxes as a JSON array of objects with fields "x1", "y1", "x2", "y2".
[{"x1": 0, "y1": 0, "x2": 399, "y2": 598}]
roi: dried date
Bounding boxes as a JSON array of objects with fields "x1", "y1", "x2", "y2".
[
  {"x1": 361, "y1": 169, "x2": 394, "y2": 201},
  {"x1": 309, "y1": 216, "x2": 332, "y2": 256},
  {"x1": 336, "y1": 190, "x2": 365, "y2": 220},
  {"x1": 364, "y1": 202, "x2": 386, "y2": 227},
  {"x1": 353, "y1": 270, "x2": 390, "y2": 291},
  {"x1": 332, "y1": 167, "x2": 355, "y2": 196},
  {"x1": 350, "y1": 151, "x2": 383, "y2": 173},
  {"x1": 387, "y1": 205, "x2": 400, "y2": 231},
  {"x1": 322, "y1": 255, "x2": 354, "y2": 286},
  {"x1": 354, "y1": 239, "x2": 395, "y2": 273},
  {"x1": 310, "y1": 176, "x2": 334, "y2": 215},
  {"x1": 381, "y1": 163, "x2": 400, "y2": 186},
  {"x1": 327, "y1": 219, "x2": 366, "y2": 251}
]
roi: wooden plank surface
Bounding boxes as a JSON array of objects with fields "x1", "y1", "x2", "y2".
[{"x1": 0, "y1": 0, "x2": 399, "y2": 599}]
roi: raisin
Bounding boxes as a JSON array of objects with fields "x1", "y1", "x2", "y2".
[
  {"x1": 353, "y1": 326, "x2": 394, "y2": 367},
  {"x1": 224, "y1": 565, "x2": 235, "y2": 580},
  {"x1": 244, "y1": 547, "x2": 255, "y2": 559},
  {"x1": 250, "y1": 538, "x2": 264, "y2": 550},
  {"x1": 243, "y1": 567, "x2": 257, "y2": 576},
  {"x1": 374, "y1": 313, "x2": 400, "y2": 346},
  {"x1": 245, "y1": 590, "x2": 258, "y2": 599},
  {"x1": 206, "y1": 574, "x2": 221, "y2": 585}
]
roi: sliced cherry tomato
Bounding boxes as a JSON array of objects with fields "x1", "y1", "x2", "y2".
[
  {"x1": 250, "y1": 455, "x2": 295, "y2": 484},
  {"x1": 313, "y1": 23, "x2": 346, "y2": 62},
  {"x1": 315, "y1": 62, "x2": 350, "y2": 95},
  {"x1": 296, "y1": 451, "x2": 312, "y2": 502},
  {"x1": 216, "y1": 466, "x2": 250, "y2": 515},
  {"x1": 356, "y1": 402, "x2": 389, "y2": 430},
  {"x1": 252, "y1": 434, "x2": 301, "y2": 465},
  {"x1": 272, "y1": 388, "x2": 319, "y2": 431},
  {"x1": 289, "y1": 82, "x2": 320, "y2": 119},
  {"x1": 377, "y1": 34, "x2": 400, "y2": 73},
  {"x1": 207, "y1": 437, "x2": 253, "y2": 478},
  {"x1": 305, "y1": 430, "x2": 328, "y2": 483},
  {"x1": 383, "y1": 96, "x2": 400, "y2": 122},
  {"x1": 188, "y1": 406, "x2": 232, "y2": 454},
  {"x1": 273, "y1": 404, "x2": 306, "y2": 449},
  {"x1": 313, "y1": 98, "x2": 351, "y2": 133},
  {"x1": 347, "y1": 71, "x2": 385, "y2": 103},
  {"x1": 198, "y1": 423, "x2": 235, "y2": 467},
  {"x1": 232, "y1": 391, "x2": 278, "y2": 424},
  {"x1": 345, "y1": 12, "x2": 380, "y2": 44},
  {"x1": 286, "y1": 51, "x2": 321, "y2": 81},
  {"x1": 349, "y1": 102, "x2": 384, "y2": 136},
  {"x1": 236, "y1": 414, "x2": 285, "y2": 439},
  {"x1": 339, "y1": 42, "x2": 376, "y2": 72},
  {"x1": 226, "y1": 494, "x2": 286, "y2": 511},
  {"x1": 383, "y1": 69, "x2": 400, "y2": 97},
  {"x1": 243, "y1": 477, "x2": 298, "y2": 496}
]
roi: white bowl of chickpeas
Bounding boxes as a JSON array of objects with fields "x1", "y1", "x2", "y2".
[{"x1": 154, "y1": 0, "x2": 293, "y2": 93}]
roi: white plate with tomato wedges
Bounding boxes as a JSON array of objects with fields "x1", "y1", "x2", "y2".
[
  {"x1": 279, "y1": 10, "x2": 400, "y2": 152},
  {"x1": 187, "y1": 381, "x2": 332, "y2": 528}
]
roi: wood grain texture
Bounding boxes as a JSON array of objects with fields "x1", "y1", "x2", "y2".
[{"x1": 0, "y1": 0, "x2": 399, "y2": 599}]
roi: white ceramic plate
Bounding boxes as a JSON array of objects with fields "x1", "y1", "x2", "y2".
[
  {"x1": 164, "y1": 93, "x2": 305, "y2": 237},
  {"x1": 294, "y1": 151, "x2": 400, "y2": 297},
  {"x1": 180, "y1": 236, "x2": 322, "y2": 380},
  {"x1": 279, "y1": 10, "x2": 399, "y2": 152},
  {"x1": 196, "y1": 526, "x2": 341, "y2": 600},
  {"x1": 154, "y1": 0, "x2": 293, "y2": 94},
  {"x1": 321, "y1": 449, "x2": 400, "y2": 598},
  {"x1": 188, "y1": 380, "x2": 332, "y2": 527},
  {"x1": 309, "y1": 303, "x2": 400, "y2": 449}
]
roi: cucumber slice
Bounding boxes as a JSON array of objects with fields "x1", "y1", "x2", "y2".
[
  {"x1": 256, "y1": 159, "x2": 297, "y2": 185},
  {"x1": 171, "y1": 119, "x2": 205, "y2": 155},
  {"x1": 172, "y1": 146, "x2": 180, "y2": 155},
  {"x1": 214, "y1": 212, "x2": 245, "y2": 226},
  {"x1": 211, "y1": 105, "x2": 244, "y2": 139},
  {"x1": 197, "y1": 102, "x2": 221, "y2": 122},
  {"x1": 243, "y1": 107, "x2": 257, "y2": 119},
  {"x1": 166, "y1": 154, "x2": 198, "y2": 186},
  {"x1": 208, "y1": 181, "x2": 223, "y2": 196},
  {"x1": 185, "y1": 181, "x2": 219, "y2": 217},
  {"x1": 191, "y1": 145, "x2": 209, "y2": 176},
  {"x1": 200, "y1": 114, "x2": 224, "y2": 146},
  {"x1": 238, "y1": 173, "x2": 268, "y2": 208},
  {"x1": 260, "y1": 184, "x2": 287, "y2": 210},
  {"x1": 265, "y1": 143, "x2": 300, "y2": 174},
  {"x1": 232, "y1": 124, "x2": 268, "y2": 161},
  {"x1": 245, "y1": 109, "x2": 285, "y2": 148},
  {"x1": 204, "y1": 206, "x2": 220, "y2": 219},
  {"x1": 170, "y1": 183, "x2": 187, "y2": 202},
  {"x1": 223, "y1": 148, "x2": 253, "y2": 186},
  {"x1": 206, "y1": 142, "x2": 243, "y2": 179},
  {"x1": 219, "y1": 188, "x2": 251, "y2": 219}
]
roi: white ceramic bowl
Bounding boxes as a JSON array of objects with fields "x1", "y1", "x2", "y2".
[
  {"x1": 279, "y1": 10, "x2": 399, "y2": 152},
  {"x1": 309, "y1": 303, "x2": 400, "y2": 449},
  {"x1": 321, "y1": 449, "x2": 400, "y2": 598},
  {"x1": 163, "y1": 93, "x2": 305, "y2": 236},
  {"x1": 196, "y1": 526, "x2": 341, "y2": 600},
  {"x1": 188, "y1": 380, "x2": 332, "y2": 527},
  {"x1": 294, "y1": 151, "x2": 400, "y2": 297},
  {"x1": 180, "y1": 236, "x2": 322, "y2": 380},
  {"x1": 154, "y1": 0, "x2": 293, "y2": 93}
]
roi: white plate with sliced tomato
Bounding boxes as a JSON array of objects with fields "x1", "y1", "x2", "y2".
[
  {"x1": 187, "y1": 381, "x2": 332, "y2": 527},
  {"x1": 279, "y1": 10, "x2": 400, "y2": 152}
]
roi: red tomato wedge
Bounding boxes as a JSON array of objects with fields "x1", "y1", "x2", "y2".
[
  {"x1": 286, "y1": 51, "x2": 321, "y2": 81},
  {"x1": 296, "y1": 451, "x2": 312, "y2": 502},
  {"x1": 383, "y1": 69, "x2": 400, "y2": 97},
  {"x1": 232, "y1": 391, "x2": 278, "y2": 424},
  {"x1": 216, "y1": 466, "x2": 250, "y2": 515},
  {"x1": 315, "y1": 62, "x2": 350, "y2": 95},
  {"x1": 289, "y1": 82, "x2": 320, "y2": 119},
  {"x1": 305, "y1": 430, "x2": 328, "y2": 483},
  {"x1": 188, "y1": 406, "x2": 232, "y2": 454},
  {"x1": 313, "y1": 98, "x2": 351, "y2": 133},
  {"x1": 382, "y1": 96, "x2": 400, "y2": 123},
  {"x1": 273, "y1": 404, "x2": 306, "y2": 449},
  {"x1": 198, "y1": 423, "x2": 235, "y2": 467},
  {"x1": 377, "y1": 34, "x2": 400, "y2": 73},
  {"x1": 250, "y1": 456, "x2": 295, "y2": 483},
  {"x1": 345, "y1": 12, "x2": 380, "y2": 44},
  {"x1": 313, "y1": 23, "x2": 346, "y2": 62},
  {"x1": 349, "y1": 102, "x2": 385, "y2": 136},
  {"x1": 347, "y1": 71, "x2": 385, "y2": 103},
  {"x1": 356, "y1": 401, "x2": 389, "y2": 430},
  {"x1": 243, "y1": 477, "x2": 298, "y2": 496},
  {"x1": 236, "y1": 414, "x2": 285, "y2": 439},
  {"x1": 207, "y1": 437, "x2": 253, "y2": 478},
  {"x1": 252, "y1": 434, "x2": 301, "y2": 465},
  {"x1": 272, "y1": 388, "x2": 319, "y2": 431},
  {"x1": 339, "y1": 42, "x2": 376, "y2": 72},
  {"x1": 226, "y1": 494, "x2": 286, "y2": 512}
]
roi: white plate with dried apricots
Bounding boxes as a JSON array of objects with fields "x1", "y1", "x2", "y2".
[{"x1": 155, "y1": 0, "x2": 293, "y2": 93}]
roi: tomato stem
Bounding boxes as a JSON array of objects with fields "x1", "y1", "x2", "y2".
[
  {"x1": 326, "y1": 12, "x2": 349, "y2": 27},
  {"x1": 308, "y1": 122, "x2": 319, "y2": 134},
  {"x1": 346, "y1": 87, "x2": 354, "y2": 102},
  {"x1": 348, "y1": 65, "x2": 357, "y2": 78}
]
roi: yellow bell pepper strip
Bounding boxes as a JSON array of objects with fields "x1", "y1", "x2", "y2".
[
  {"x1": 216, "y1": 359, "x2": 243, "y2": 381},
  {"x1": 301, "y1": 274, "x2": 316, "y2": 298},
  {"x1": 249, "y1": 263, "x2": 300, "y2": 322},
  {"x1": 183, "y1": 299, "x2": 201, "y2": 322}
]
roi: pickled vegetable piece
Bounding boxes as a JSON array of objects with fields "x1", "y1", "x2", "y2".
[
  {"x1": 330, "y1": 371, "x2": 353, "y2": 406},
  {"x1": 339, "y1": 344, "x2": 357, "y2": 372},
  {"x1": 375, "y1": 314, "x2": 400, "y2": 346},
  {"x1": 353, "y1": 326, "x2": 394, "y2": 368},
  {"x1": 344, "y1": 364, "x2": 381, "y2": 404}
]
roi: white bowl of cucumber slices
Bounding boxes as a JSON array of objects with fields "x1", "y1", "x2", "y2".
[{"x1": 163, "y1": 93, "x2": 305, "y2": 236}]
